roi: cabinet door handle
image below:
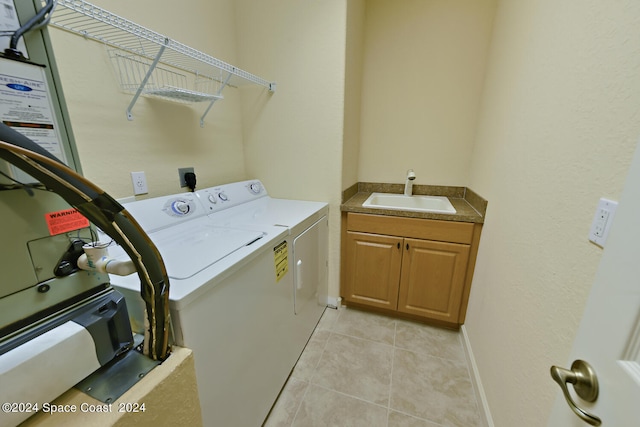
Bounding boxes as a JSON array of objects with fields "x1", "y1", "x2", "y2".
[
  {"x1": 406, "y1": 243, "x2": 409, "y2": 250},
  {"x1": 397, "y1": 242, "x2": 400, "y2": 249}
]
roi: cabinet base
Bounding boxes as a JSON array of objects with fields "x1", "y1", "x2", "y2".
[{"x1": 340, "y1": 300, "x2": 461, "y2": 330}]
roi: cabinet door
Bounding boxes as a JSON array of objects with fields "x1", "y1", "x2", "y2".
[
  {"x1": 344, "y1": 231, "x2": 403, "y2": 310},
  {"x1": 398, "y1": 238, "x2": 470, "y2": 323}
]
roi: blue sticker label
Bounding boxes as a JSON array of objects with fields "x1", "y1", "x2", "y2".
[{"x1": 7, "y1": 83, "x2": 32, "y2": 92}]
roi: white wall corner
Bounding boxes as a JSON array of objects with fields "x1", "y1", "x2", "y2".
[{"x1": 461, "y1": 325, "x2": 495, "y2": 427}]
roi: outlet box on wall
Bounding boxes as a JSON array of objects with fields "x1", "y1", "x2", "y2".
[{"x1": 178, "y1": 167, "x2": 194, "y2": 188}]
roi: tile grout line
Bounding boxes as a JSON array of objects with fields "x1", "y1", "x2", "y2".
[
  {"x1": 288, "y1": 379, "x2": 311, "y2": 427},
  {"x1": 385, "y1": 320, "x2": 398, "y2": 427},
  {"x1": 316, "y1": 307, "x2": 397, "y2": 424},
  {"x1": 390, "y1": 408, "x2": 449, "y2": 427},
  {"x1": 289, "y1": 308, "x2": 341, "y2": 426},
  {"x1": 307, "y1": 306, "x2": 342, "y2": 386},
  {"x1": 310, "y1": 383, "x2": 390, "y2": 412},
  {"x1": 301, "y1": 308, "x2": 479, "y2": 426}
]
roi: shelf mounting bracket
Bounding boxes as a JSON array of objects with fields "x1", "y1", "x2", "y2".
[
  {"x1": 199, "y1": 71, "x2": 233, "y2": 127},
  {"x1": 126, "y1": 39, "x2": 168, "y2": 121}
]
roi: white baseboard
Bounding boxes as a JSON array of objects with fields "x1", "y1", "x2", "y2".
[{"x1": 460, "y1": 325, "x2": 495, "y2": 427}]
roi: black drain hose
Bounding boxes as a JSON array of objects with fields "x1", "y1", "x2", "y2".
[{"x1": 0, "y1": 123, "x2": 170, "y2": 361}]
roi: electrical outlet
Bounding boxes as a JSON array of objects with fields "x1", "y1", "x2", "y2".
[
  {"x1": 589, "y1": 198, "x2": 618, "y2": 247},
  {"x1": 178, "y1": 167, "x2": 194, "y2": 187},
  {"x1": 131, "y1": 171, "x2": 148, "y2": 195}
]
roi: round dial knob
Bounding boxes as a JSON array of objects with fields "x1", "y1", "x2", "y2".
[
  {"x1": 172, "y1": 200, "x2": 190, "y2": 214},
  {"x1": 248, "y1": 182, "x2": 262, "y2": 195},
  {"x1": 218, "y1": 192, "x2": 228, "y2": 202}
]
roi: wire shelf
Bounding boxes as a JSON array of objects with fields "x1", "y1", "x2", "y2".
[
  {"x1": 50, "y1": 0, "x2": 275, "y2": 125},
  {"x1": 110, "y1": 51, "x2": 224, "y2": 104}
]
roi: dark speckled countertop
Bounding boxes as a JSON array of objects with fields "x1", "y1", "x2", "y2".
[{"x1": 341, "y1": 182, "x2": 487, "y2": 224}]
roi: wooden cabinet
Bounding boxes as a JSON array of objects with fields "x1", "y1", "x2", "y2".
[
  {"x1": 342, "y1": 213, "x2": 482, "y2": 327},
  {"x1": 397, "y1": 238, "x2": 469, "y2": 323},
  {"x1": 345, "y1": 232, "x2": 402, "y2": 310}
]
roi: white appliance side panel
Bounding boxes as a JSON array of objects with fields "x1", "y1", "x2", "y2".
[
  {"x1": 0, "y1": 322, "x2": 100, "y2": 427},
  {"x1": 292, "y1": 216, "x2": 328, "y2": 351},
  {"x1": 174, "y1": 244, "x2": 297, "y2": 426},
  {"x1": 293, "y1": 216, "x2": 329, "y2": 316}
]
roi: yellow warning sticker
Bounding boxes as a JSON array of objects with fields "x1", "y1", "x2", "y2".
[{"x1": 274, "y1": 241, "x2": 288, "y2": 282}]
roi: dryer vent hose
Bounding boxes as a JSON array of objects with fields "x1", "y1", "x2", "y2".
[{"x1": 0, "y1": 123, "x2": 171, "y2": 361}]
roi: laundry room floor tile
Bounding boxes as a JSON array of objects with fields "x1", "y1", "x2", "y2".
[
  {"x1": 391, "y1": 348, "x2": 481, "y2": 426},
  {"x1": 293, "y1": 385, "x2": 388, "y2": 427},
  {"x1": 394, "y1": 319, "x2": 465, "y2": 361},
  {"x1": 264, "y1": 378, "x2": 308, "y2": 427},
  {"x1": 291, "y1": 329, "x2": 330, "y2": 382},
  {"x1": 266, "y1": 307, "x2": 485, "y2": 427},
  {"x1": 311, "y1": 333, "x2": 393, "y2": 405},
  {"x1": 330, "y1": 306, "x2": 397, "y2": 345}
]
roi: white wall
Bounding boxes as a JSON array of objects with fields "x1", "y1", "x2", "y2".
[
  {"x1": 45, "y1": 3, "x2": 640, "y2": 424},
  {"x1": 342, "y1": 0, "x2": 366, "y2": 190},
  {"x1": 49, "y1": 0, "x2": 248, "y2": 198},
  {"x1": 465, "y1": 1, "x2": 640, "y2": 425},
  {"x1": 49, "y1": 0, "x2": 348, "y2": 298},
  {"x1": 357, "y1": 0, "x2": 496, "y2": 186},
  {"x1": 234, "y1": 0, "x2": 348, "y2": 298}
]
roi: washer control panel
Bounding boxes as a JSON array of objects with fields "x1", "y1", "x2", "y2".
[
  {"x1": 197, "y1": 180, "x2": 267, "y2": 213},
  {"x1": 121, "y1": 181, "x2": 268, "y2": 232}
]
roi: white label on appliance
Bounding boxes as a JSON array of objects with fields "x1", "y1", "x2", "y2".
[{"x1": 0, "y1": 57, "x2": 68, "y2": 182}]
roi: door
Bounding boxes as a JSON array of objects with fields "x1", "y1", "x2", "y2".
[
  {"x1": 293, "y1": 216, "x2": 328, "y2": 316},
  {"x1": 397, "y1": 238, "x2": 469, "y2": 323},
  {"x1": 548, "y1": 141, "x2": 640, "y2": 426},
  {"x1": 344, "y1": 231, "x2": 403, "y2": 309}
]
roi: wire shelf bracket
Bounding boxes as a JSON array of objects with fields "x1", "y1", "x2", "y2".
[
  {"x1": 49, "y1": 0, "x2": 276, "y2": 126},
  {"x1": 125, "y1": 39, "x2": 167, "y2": 121}
]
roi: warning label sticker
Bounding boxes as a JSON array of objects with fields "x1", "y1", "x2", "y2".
[
  {"x1": 274, "y1": 240, "x2": 289, "y2": 282},
  {"x1": 45, "y1": 208, "x2": 89, "y2": 236}
]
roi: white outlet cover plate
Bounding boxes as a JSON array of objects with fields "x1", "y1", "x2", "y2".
[
  {"x1": 589, "y1": 198, "x2": 618, "y2": 247},
  {"x1": 131, "y1": 171, "x2": 148, "y2": 195}
]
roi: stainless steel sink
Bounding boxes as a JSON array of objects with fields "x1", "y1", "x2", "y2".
[{"x1": 362, "y1": 193, "x2": 457, "y2": 214}]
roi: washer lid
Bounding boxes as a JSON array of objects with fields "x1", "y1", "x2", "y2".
[{"x1": 148, "y1": 222, "x2": 264, "y2": 280}]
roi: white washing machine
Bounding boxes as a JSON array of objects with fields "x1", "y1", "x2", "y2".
[{"x1": 108, "y1": 180, "x2": 328, "y2": 426}]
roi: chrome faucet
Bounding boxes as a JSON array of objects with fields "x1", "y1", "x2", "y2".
[{"x1": 404, "y1": 169, "x2": 416, "y2": 196}]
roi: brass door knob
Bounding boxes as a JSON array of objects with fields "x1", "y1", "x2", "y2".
[{"x1": 550, "y1": 360, "x2": 602, "y2": 426}]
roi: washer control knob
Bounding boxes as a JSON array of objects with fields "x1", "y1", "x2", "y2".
[
  {"x1": 248, "y1": 182, "x2": 263, "y2": 195},
  {"x1": 218, "y1": 192, "x2": 228, "y2": 202},
  {"x1": 208, "y1": 194, "x2": 217, "y2": 204},
  {"x1": 164, "y1": 198, "x2": 194, "y2": 217},
  {"x1": 173, "y1": 201, "x2": 190, "y2": 214}
]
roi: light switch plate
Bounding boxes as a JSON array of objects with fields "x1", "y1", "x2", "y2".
[{"x1": 589, "y1": 198, "x2": 618, "y2": 247}]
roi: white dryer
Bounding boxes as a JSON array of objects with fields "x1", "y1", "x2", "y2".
[
  {"x1": 108, "y1": 180, "x2": 328, "y2": 426},
  {"x1": 196, "y1": 180, "x2": 329, "y2": 350}
]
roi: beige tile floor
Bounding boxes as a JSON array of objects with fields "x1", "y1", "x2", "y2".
[{"x1": 265, "y1": 306, "x2": 484, "y2": 427}]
